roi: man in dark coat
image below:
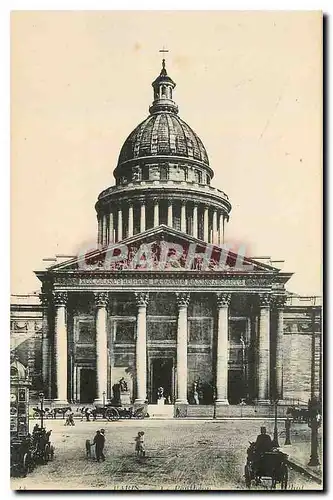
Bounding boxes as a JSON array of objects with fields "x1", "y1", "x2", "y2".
[
  {"x1": 255, "y1": 426, "x2": 273, "y2": 455},
  {"x1": 93, "y1": 430, "x2": 105, "y2": 462}
]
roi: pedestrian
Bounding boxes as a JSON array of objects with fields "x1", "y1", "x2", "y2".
[
  {"x1": 85, "y1": 407, "x2": 91, "y2": 422},
  {"x1": 134, "y1": 431, "x2": 145, "y2": 457},
  {"x1": 100, "y1": 429, "x2": 106, "y2": 461},
  {"x1": 93, "y1": 430, "x2": 105, "y2": 462}
]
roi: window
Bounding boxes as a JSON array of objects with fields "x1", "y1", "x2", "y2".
[
  {"x1": 194, "y1": 169, "x2": 202, "y2": 183},
  {"x1": 142, "y1": 166, "x2": 149, "y2": 181},
  {"x1": 160, "y1": 164, "x2": 168, "y2": 180}
]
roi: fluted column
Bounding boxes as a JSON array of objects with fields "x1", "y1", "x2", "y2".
[
  {"x1": 128, "y1": 203, "x2": 134, "y2": 238},
  {"x1": 176, "y1": 292, "x2": 190, "y2": 404},
  {"x1": 215, "y1": 293, "x2": 231, "y2": 405},
  {"x1": 40, "y1": 294, "x2": 49, "y2": 395},
  {"x1": 218, "y1": 213, "x2": 223, "y2": 245},
  {"x1": 108, "y1": 211, "x2": 114, "y2": 244},
  {"x1": 180, "y1": 202, "x2": 186, "y2": 233},
  {"x1": 193, "y1": 203, "x2": 198, "y2": 238},
  {"x1": 53, "y1": 292, "x2": 68, "y2": 403},
  {"x1": 153, "y1": 199, "x2": 159, "y2": 227},
  {"x1": 94, "y1": 292, "x2": 109, "y2": 404},
  {"x1": 212, "y1": 210, "x2": 218, "y2": 244},
  {"x1": 258, "y1": 293, "x2": 271, "y2": 403},
  {"x1": 117, "y1": 207, "x2": 123, "y2": 241},
  {"x1": 273, "y1": 295, "x2": 286, "y2": 400},
  {"x1": 97, "y1": 216, "x2": 102, "y2": 246},
  {"x1": 140, "y1": 201, "x2": 146, "y2": 233},
  {"x1": 135, "y1": 292, "x2": 149, "y2": 404},
  {"x1": 104, "y1": 215, "x2": 108, "y2": 245},
  {"x1": 167, "y1": 201, "x2": 173, "y2": 228},
  {"x1": 203, "y1": 206, "x2": 209, "y2": 242}
]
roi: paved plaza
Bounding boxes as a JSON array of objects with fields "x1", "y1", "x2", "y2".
[{"x1": 11, "y1": 418, "x2": 322, "y2": 491}]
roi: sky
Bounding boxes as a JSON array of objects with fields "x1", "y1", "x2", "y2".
[{"x1": 11, "y1": 10, "x2": 322, "y2": 296}]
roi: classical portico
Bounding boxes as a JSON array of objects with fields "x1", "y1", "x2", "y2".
[
  {"x1": 37, "y1": 226, "x2": 290, "y2": 408},
  {"x1": 35, "y1": 60, "x2": 292, "y2": 410}
]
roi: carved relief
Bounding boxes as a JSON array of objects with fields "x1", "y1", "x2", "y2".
[{"x1": 216, "y1": 292, "x2": 231, "y2": 308}]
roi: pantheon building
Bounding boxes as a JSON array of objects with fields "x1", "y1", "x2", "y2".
[{"x1": 11, "y1": 61, "x2": 322, "y2": 413}]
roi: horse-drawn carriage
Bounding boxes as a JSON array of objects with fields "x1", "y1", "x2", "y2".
[
  {"x1": 286, "y1": 406, "x2": 310, "y2": 423},
  {"x1": 89, "y1": 404, "x2": 148, "y2": 421},
  {"x1": 33, "y1": 405, "x2": 72, "y2": 419},
  {"x1": 10, "y1": 427, "x2": 54, "y2": 477},
  {"x1": 244, "y1": 442, "x2": 289, "y2": 490}
]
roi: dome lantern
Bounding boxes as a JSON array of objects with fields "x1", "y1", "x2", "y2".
[{"x1": 149, "y1": 59, "x2": 179, "y2": 115}]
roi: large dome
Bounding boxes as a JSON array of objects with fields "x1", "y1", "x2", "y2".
[{"x1": 117, "y1": 113, "x2": 209, "y2": 167}]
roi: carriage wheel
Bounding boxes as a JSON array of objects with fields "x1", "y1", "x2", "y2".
[
  {"x1": 280, "y1": 464, "x2": 288, "y2": 490},
  {"x1": 105, "y1": 408, "x2": 119, "y2": 421},
  {"x1": 244, "y1": 465, "x2": 251, "y2": 489},
  {"x1": 134, "y1": 408, "x2": 145, "y2": 419}
]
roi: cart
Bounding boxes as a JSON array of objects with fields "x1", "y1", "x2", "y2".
[
  {"x1": 244, "y1": 442, "x2": 289, "y2": 489},
  {"x1": 92, "y1": 404, "x2": 148, "y2": 421}
]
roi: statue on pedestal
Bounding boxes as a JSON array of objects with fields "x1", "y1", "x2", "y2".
[{"x1": 119, "y1": 377, "x2": 128, "y2": 393}]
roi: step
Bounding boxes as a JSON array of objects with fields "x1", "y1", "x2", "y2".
[{"x1": 147, "y1": 404, "x2": 174, "y2": 419}]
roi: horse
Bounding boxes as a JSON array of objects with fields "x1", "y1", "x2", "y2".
[{"x1": 51, "y1": 406, "x2": 72, "y2": 419}]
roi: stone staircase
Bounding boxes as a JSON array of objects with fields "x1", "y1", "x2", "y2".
[{"x1": 147, "y1": 403, "x2": 174, "y2": 419}]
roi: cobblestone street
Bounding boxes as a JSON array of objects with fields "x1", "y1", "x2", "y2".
[{"x1": 11, "y1": 418, "x2": 321, "y2": 491}]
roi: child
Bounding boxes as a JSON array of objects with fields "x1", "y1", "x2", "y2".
[{"x1": 134, "y1": 431, "x2": 145, "y2": 457}]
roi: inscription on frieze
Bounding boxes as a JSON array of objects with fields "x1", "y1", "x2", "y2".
[{"x1": 54, "y1": 274, "x2": 272, "y2": 288}]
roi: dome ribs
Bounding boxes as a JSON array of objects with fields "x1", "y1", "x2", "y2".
[
  {"x1": 133, "y1": 116, "x2": 153, "y2": 159},
  {"x1": 157, "y1": 114, "x2": 170, "y2": 155},
  {"x1": 165, "y1": 114, "x2": 177, "y2": 154},
  {"x1": 150, "y1": 114, "x2": 162, "y2": 155},
  {"x1": 139, "y1": 117, "x2": 155, "y2": 156},
  {"x1": 171, "y1": 115, "x2": 188, "y2": 157}
]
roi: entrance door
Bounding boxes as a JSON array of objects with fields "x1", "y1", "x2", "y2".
[
  {"x1": 150, "y1": 358, "x2": 173, "y2": 403},
  {"x1": 228, "y1": 370, "x2": 245, "y2": 404},
  {"x1": 80, "y1": 369, "x2": 96, "y2": 403}
]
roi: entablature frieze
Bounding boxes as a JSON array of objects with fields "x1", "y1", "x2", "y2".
[{"x1": 51, "y1": 272, "x2": 278, "y2": 292}]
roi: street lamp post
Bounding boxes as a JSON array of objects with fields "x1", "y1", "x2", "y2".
[
  {"x1": 39, "y1": 392, "x2": 44, "y2": 430},
  {"x1": 102, "y1": 391, "x2": 106, "y2": 407},
  {"x1": 272, "y1": 398, "x2": 280, "y2": 448},
  {"x1": 308, "y1": 402, "x2": 321, "y2": 466}
]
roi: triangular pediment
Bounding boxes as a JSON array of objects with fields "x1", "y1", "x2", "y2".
[{"x1": 39, "y1": 225, "x2": 282, "y2": 275}]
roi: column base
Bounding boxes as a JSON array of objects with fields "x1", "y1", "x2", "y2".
[
  {"x1": 215, "y1": 399, "x2": 229, "y2": 406},
  {"x1": 175, "y1": 399, "x2": 188, "y2": 405}
]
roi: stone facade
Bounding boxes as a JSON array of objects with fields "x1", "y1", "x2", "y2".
[{"x1": 10, "y1": 61, "x2": 322, "y2": 409}]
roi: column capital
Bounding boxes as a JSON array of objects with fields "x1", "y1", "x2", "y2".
[
  {"x1": 94, "y1": 292, "x2": 109, "y2": 307},
  {"x1": 258, "y1": 293, "x2": 272, "y2": 308},
  {"x1": 271, "y1": 295, "x2": 287, "y2": 310},
  {"x1": 53, "y1": 291, "x2": 68, "y2": 306},
  {"x1": 176, "y1": 292, "x2": 190, "y2": 308},
  {"x1": 216, "y1": 292, "x2": 231, "y2": 308},
  {"x1": 39, "y1": 293, "x2": 49, "y2": 307},
  {"x1": 135, "y1": 292, "x2": 149, "y2": 307}
]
